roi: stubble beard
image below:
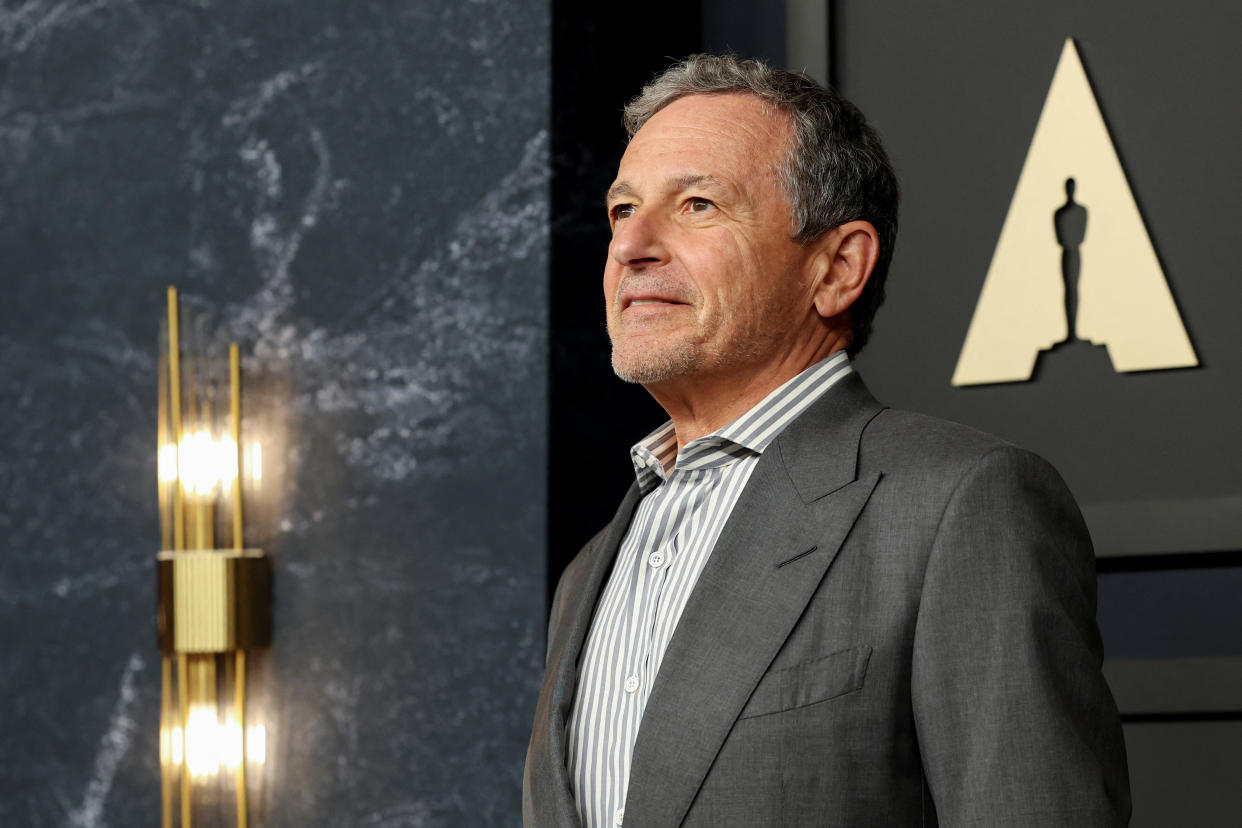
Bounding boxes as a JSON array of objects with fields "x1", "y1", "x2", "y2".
[
  {"x1": 610, "y1": 337, "x2": 700, "y2": 384},
  {"x1": 609, "y1": 297, "x2": 787, "y2": 386},
  {"x1": 606, "y1": 271, "x2": 786, "y2": 386},
  {"x1": 607, "y1": 274, "x2": 707, "y2": 384},
  {"x1": 608, "y1": 306, "x2": 765, "y2": 385},
  {"x1": 607, "y1": 303, "x2": 709, "y2": 384}
]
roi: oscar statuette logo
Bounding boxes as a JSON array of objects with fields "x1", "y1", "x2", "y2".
[{"x1": 952, "y1": 39, "x2": 1197, "y2": 387}]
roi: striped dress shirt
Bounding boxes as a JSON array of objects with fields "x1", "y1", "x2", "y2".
[{"x1": 566, "y1": 352, "x2": 855, "y2": 828}]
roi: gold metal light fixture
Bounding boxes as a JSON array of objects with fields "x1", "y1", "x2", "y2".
[{"x1": 158, "y1": 287, "x2": 271, "y2": 828}]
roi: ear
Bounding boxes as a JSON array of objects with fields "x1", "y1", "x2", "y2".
[{"x1": 808, "y1": 220, "x2": 880, "y2": 321}]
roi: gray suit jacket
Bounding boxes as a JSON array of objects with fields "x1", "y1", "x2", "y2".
[{"x1": 524, "y1": 374, "x2": 1131, "y2": 827}]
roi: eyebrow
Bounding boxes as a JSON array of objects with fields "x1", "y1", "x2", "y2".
[
  {"x1": 605, "y1": 174, "x2": 731, "y2": 206},
  {"x1": 606, "y1": 181, "x2": 638, "y2": 205},
  {"x1": 672, "y1": 174, "x2": 728, "y2": 194}
]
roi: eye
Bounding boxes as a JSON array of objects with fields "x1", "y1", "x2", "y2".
[
  {"x1": 686, "y1": 197, "x2": 715, "y2": 213},
  {"x1": 610, "y1": 203, "x2": 636, "y2": 222}
]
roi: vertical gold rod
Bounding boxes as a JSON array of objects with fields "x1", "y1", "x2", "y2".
[
  {"x1": 230, "y1": 344, "x2": 243, "y2": 551},
  {"x1": 158, "y1": 357, "x2": 172, "y2": 553},
  {"x1": 195, "y1": 501, "x2": 209, "y2": 551},
  {"x1": 167, "y1": 288, "x2": 185, "y2": 552},
  {"x1": 183, "y1": 316, "x2": 200, "y2": 551},
  {"x1": 161, "y1": 655, "x2": 173, "y2": 828},
  {"x1": 178, "y1": 654, "x2": 192, "y2": 828},
  {"x1": 231, "y1": 343, "x2": 249, "y2": 828},
  {"x1": 200, "y1": 656, "x2": 217, "y2": 816},
  {"x1": 202, "y1": 657, "x2": 216, "y2": 736},
  {"x1": 195, "y1": 395, "x2": 207, "y2": 551},
  {"x1": 235, "y1": 651, "x2": 248, "y2": 828},
  {"x1": 198, "y1": 396, "x2": 214, "y2": 551}
]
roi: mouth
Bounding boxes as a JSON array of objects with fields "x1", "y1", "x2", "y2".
[{"x1": 621, "y1": 294, "x2": 689, "y2": 311}]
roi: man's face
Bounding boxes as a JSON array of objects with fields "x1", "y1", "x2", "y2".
[{"x1": 604, "y1": 93, "x2": 819, "y2": 388}]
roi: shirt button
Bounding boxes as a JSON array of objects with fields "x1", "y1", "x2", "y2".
[
  {"x1": 634, "y1": 455, "x2": 647, "y2": 468},
  {"x1": 648, "y1": 550, "x2": 665, "y2": 568},
  {"x1": 614, "y1": 807, "x2": 625, "y2": 825},
  {"x1": 623, "y1": 675, "x2": 640, "y2": 694}
]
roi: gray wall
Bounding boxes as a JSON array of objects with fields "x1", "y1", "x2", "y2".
[
  {"x1": 1, "y1": 2, "x2": 548, "y2": 825},
  {"x1": 827, "y1": 1, "x2": 1242, "y2": 824}
]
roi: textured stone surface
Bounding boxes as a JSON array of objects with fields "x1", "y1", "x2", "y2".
[{"x1": 0, "y1": 1, "x2": 548, "y2": 825}]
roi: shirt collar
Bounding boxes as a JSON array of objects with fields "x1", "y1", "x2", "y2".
[{"x1": 629, "y1": 351, "x2": 854, "y2": 492}]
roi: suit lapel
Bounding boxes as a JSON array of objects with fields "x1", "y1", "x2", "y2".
[
  {"x1": 546, "y1": 482, "x2": 643, "y2": 718},
  {"x1": 525, "y1": 483, "x2": 643, "y2": 827},
  {"x1": 622, "y1": 374, "x2": 885, "y2": 826}
]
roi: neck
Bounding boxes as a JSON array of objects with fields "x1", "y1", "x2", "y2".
[{"x1": 644, "y1": 337, "x2": 849, "y2": 453}]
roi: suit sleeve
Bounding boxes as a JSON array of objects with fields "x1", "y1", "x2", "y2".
[{"x1": 911, "y1": 446, "x2": 1131, "y2": 827}]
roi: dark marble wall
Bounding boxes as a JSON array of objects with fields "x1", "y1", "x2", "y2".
[{"x1": 1, "y1": 1, "x2": 548, "y2": 825}]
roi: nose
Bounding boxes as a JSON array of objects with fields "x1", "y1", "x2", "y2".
[{"x1": 609, "y1": 210, "x2": 669, "y2": 270}]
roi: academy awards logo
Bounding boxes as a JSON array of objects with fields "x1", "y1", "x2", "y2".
[{"x1": 952, "y1": 39, "x2": 1197, "y2": 387}]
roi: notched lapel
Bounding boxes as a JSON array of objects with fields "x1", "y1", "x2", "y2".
[
  {"x1": 545, "y1": 483, "x2": 643, "y2": 698},
  {"x1": 778, "y1": 372, "x2": 885, "y2": 504},
  {"x1": 623, "y1": 452, "x2": 881, "y2": 827}
]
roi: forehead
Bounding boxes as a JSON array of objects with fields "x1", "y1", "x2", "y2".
[{"x1": 615, "y1": 93, "x2": 791, "y2": 190}]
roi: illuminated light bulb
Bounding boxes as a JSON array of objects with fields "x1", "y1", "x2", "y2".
[
  {"x1": 158, "y1": 444, "x2": 179, "y2": 484},
  {"x1": 179, "y1": 431, "x2": 219, "y2": 497},
  {"x1": 177, "y1": 432, "x2": 240, "y2": 497},
  {"x1": 221, "y1": 720, "x2": 245, "y2": 770},
  {"x1": 218, "y1": 436, "x2": 239, "y2": 483},
  {"x1": 218, "y1": 436, "x2": 239, "y2": 495},
  {"x1": 185, "y1": 706, "x2": 223, "y2": 778},
  {"x1": 171, "y1": 726, "x2": 185, "y2": 766},
  {"x1": 247, "y1": 725, "x2": 267, "y2": 764}
]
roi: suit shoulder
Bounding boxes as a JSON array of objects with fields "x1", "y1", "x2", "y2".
[
  {"x1": 861, "y1": 408, "x2": 1055, "y2": 480},
  {"x1": 858, "y1": 409, "x2": 1089, "y2": 565}
]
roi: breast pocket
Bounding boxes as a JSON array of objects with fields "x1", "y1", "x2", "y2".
[{"x1": 737, "y1": 644, "x2": 872, "y2": 720}]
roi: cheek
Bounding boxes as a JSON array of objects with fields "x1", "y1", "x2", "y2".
[{"x1": 602, "y1": 263, "x2": 621, "y2": 304}]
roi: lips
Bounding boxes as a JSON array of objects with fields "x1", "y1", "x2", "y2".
[
  {"x1": 623, "y1": 295, "x2": 687, "y2": 310},
  {"x1": 618, "y1": 282, "x2": 692, "y2": 311}
]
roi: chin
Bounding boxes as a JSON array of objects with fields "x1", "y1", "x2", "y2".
[{"x1": 611, "y1": 342, "x2": 700, "y2": 385}]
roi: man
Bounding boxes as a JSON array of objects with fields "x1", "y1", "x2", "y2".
[{"x1": 525, "y1": 55, "x2": 1130, "y2": 827}]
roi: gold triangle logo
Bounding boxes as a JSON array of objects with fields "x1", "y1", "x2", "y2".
[{"x1": 952, "y1": 39, "x2": 1197, "y2": 387}]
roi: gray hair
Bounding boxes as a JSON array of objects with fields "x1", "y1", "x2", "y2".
[{"x1": 623, "y1": 54, "x2": 899, "y2": 354}]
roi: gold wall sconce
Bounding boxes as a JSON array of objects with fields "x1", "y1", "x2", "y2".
[{"x1": 157, "y1": 287, "x2": 271, "y2": 828}]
